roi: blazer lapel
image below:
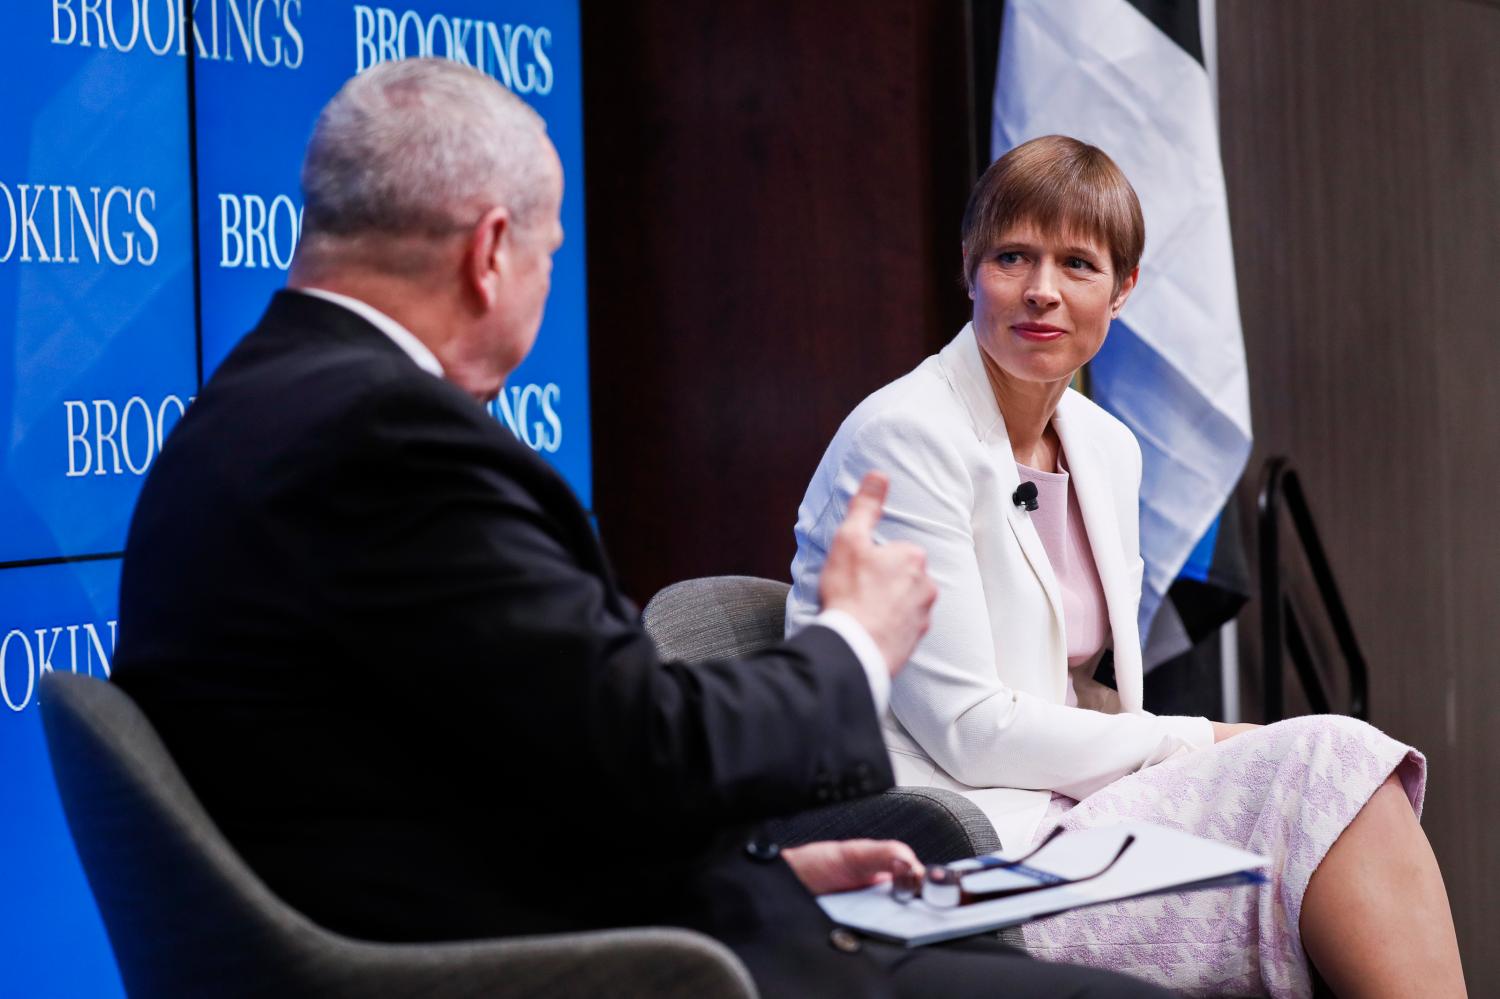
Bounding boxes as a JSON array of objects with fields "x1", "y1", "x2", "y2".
[
  {"x1": 938, "y1": 326, "x2": 1065, "y2": 627},
  {"x1": 1005, "y1": 474, "x2": 1067, "y2": 630},
  {"x1": 1053, "y1": 398, "x2": 1143, "y2": 712}
]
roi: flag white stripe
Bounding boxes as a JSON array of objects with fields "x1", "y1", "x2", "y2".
[{"x1": 992, "y1": 0, "x2": 1252, "y2": 633}]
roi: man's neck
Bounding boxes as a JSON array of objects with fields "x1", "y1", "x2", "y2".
[
  {"x1": 287, "y1": 267, "x2": 503, "y2": 403},
  {"x1": 289, "y1": 271, "x2": 445, "y2": 349},
  {"x1": 294, "y1": 286, "x2": 445, "y2": 378}
]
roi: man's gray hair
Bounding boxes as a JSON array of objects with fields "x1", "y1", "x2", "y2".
[{"x1": 301, "y1": 58, "x2": 551, "y2": 239}]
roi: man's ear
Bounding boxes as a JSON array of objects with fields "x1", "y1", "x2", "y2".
[
  {"x1": 1110, "y1": 265, "x2": 1140, "y2": 318},
  {"x1": 465, "y1": 205, "x2": 511, "y2": 309}
]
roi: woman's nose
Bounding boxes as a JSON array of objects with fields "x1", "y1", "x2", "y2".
[{"x1": 1024, "y1": 265, "x2": 1061, "y2": 308}]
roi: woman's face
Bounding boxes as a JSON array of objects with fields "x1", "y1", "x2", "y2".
[{"x1": 969, "y1": 219, "x2": 1137, "y2": 389}]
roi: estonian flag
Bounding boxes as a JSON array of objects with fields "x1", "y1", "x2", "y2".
[{"x1": 991, "y1": 0, "x2": 1252, "y2": 645}]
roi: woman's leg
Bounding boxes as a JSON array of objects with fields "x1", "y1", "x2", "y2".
[
  {"x1": 1017, "y1": 717, "x2": 1444, "y2": 997},
  {"x1": 1299, "y1": 774, "x2": 1466, "y2": 998}
]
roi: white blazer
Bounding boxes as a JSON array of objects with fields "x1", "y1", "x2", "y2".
[{"x1": 788, "y1": 325, "x2": 1212, "y2": 850}]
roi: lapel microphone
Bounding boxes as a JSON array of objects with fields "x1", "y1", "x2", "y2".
[{"x1": 1012, "y1": 481, "x2": 1040, "y2": 512}]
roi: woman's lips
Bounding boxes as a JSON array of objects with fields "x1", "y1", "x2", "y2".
[{"x1": 1012, "y1": 322, "x2": 1066, "y2": 342}]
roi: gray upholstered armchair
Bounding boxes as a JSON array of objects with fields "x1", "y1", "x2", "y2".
[
  {"x1": 642, "y1": 575, "x2": 1002, "y2": 864},
  {"x1": 39, "y1": 672, "x2": 756, "y2": 999}
]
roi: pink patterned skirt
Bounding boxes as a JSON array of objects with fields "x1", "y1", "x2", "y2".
[{"x1": 1018, "y1": 715, "x2": 1425, "y2": 997}]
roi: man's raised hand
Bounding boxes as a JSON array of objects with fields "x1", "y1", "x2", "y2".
[{"x1": 819, "y1": 471, "x2": 937, "y2": 676}]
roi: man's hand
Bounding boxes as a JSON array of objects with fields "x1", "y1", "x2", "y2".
[
  {"x1": 819, "y1": 472, "x2": 937, "y2": 676},
  {"x1": 782, "y1": 839, "x2": 923, "y2": 896}
]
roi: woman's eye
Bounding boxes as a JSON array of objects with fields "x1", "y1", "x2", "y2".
[
  {"x1": 996, "y1": 251, "x2": 1023, "y2": 265},
  {"x1": 1065, "y1": 257, "x2": 1095, "y2": 271}
]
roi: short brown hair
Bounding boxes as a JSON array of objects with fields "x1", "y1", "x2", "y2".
[{"x1": 961, "y1": 135, "x2": 1145, "y2": 292}]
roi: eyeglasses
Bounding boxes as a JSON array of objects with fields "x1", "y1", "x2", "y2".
[{"x1": 894, "y1": 827, "x2": 1136, "y2": 908}]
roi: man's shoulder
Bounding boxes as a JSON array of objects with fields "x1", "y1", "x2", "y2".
[
  {"x1": 217, "y1": 300, "x2": 451, "y2": 409},
  {"x1": 203, "y1": 301, "x2": 506, "y2": 455},
  {"x1": 144, "y1": 299, "x2": 557, "y2": 544}
]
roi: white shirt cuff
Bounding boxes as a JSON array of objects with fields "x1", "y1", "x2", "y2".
[
  {"x1": 807, "y1": 609, "x2": 890, "y2": 715},
  {"x1": 1156, "y1": 714, "x2": 1216, "y2": 751}
]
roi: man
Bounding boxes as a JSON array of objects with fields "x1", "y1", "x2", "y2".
[{"x1": 113, "y1": 59, "x2": 1166, "y2": 997}]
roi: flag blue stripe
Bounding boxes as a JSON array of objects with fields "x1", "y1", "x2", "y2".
[
  {"x1": 1179, "y1": 514, "x2": 1221, "y2": 583},
  {"x1": 1090, "y1": 316, "x2": 1251, "y2": 631}
]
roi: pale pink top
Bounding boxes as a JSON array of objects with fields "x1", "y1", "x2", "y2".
[{"x1": 1016, "y1": 452, "x2": 1110, "y2": 707}]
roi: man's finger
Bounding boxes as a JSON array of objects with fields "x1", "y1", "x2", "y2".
[
  {"x1": 841, "y1": 838, "x2": 920, "y2": 880},
  {"x1": 841, "y1": 471, "x2": 890, "y2": 538}
]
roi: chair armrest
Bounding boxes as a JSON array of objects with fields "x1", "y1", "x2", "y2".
[
  {"x1": 310, "y1": 926, "x2": 757, "y2": 999},
  {"x1": 768, "y1": 787, "x2": 1001, "y2": 864}
]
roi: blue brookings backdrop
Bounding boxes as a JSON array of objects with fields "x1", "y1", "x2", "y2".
[{"x1": 0, "y1": 3, "x2": 589, "y2": 995}]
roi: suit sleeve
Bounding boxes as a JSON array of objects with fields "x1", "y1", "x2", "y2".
[
  {"x1": 832, "y1": 412, "x2": 1207, "y2": 801},
  {"x1": 313, "y1": 381, "x2": 892, "y2": 827}
]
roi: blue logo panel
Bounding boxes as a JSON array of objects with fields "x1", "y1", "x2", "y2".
[
  {"x1": 0, "y1": 558, "x2": 123, "y2": 999},
  {"x1": 0, "y1": 6, "x2": 197, "y2": 564},
  {"x1": 194, "y1": 1, "x2": 591, "y2": 505}
]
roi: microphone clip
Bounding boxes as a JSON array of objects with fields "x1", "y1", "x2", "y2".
[{"x1": 1012, "y1": 481, "x2": 1039, "y2": 512}]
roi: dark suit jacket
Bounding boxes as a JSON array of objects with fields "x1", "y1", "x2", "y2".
[{"x1": 112, "y1": 291, "x2": 897, "y2": 994}]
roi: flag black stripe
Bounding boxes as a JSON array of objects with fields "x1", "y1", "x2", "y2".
[{"x1": 1121, "y1": 0, "x2": 1204, "y2": 67}]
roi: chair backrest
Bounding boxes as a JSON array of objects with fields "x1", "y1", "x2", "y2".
[
  {"x1": 40, "y1": 672, "x2": 356, "y2": 997},
  {"x1": 642, "y1": 576, "x2": 1007, "y2": 867},
  {"x1": 642, "y1": 576, "x2": 791, "y2": 662}
]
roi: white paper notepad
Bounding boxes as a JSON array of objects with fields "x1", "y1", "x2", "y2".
[{"x1": 817, "y1": 821, "x2": 1267, "y2": 947}]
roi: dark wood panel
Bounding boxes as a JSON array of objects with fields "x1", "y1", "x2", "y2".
[
  {"x1": 1425, "y1": 3, "x2": 1500, "y2": 985},
  {"x1": 581, "y1": 0, "x2": 974, "y2": 602},
  {"x1": 1218, "y1": 0, "x2": 1500, "y2": 989}
]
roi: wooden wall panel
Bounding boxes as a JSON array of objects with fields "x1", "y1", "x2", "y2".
[
  {"x1": 1218, "y1": 0, "x2": 1500, "y2": 989},
  {"x1": 580, "y1": 0, "x2": 974, "y2": 603}
]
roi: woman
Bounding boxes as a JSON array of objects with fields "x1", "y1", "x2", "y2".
[{"x1": 786, "y1": 135, "x2": 1464, "y2": 997}]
